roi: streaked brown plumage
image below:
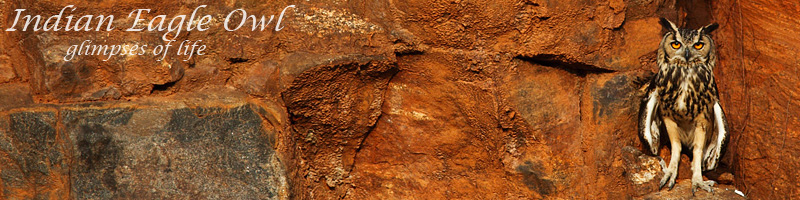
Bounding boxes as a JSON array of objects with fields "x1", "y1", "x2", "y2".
[{"x1": 638, "y1": 18, "x2": 729, "y2": 195}]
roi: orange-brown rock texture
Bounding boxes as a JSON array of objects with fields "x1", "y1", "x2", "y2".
[{"x1": 0, "y1": 0, "x2": 796, "y2": 199}]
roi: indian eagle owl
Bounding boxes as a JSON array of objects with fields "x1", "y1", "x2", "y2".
[{"x1": 638, "y1": 18, "x2": 729, "y2": 194}]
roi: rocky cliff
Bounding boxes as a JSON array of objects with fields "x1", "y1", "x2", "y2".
[{"x1": 0, "y1": 0, "x2": 797, "y2": 199}]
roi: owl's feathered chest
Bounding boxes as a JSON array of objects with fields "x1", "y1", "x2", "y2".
[{"x1": 654, "y1": 63, "x2": 718, "y2": 121}]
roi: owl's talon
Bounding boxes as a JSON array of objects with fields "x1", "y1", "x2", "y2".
[
  {"x1": 669, "y1": 180, "x2": 676, "y2": 190},
  {"x1": 692, "y1": 180, "x2": 715, "y2": 194},
  {"x1": 659, "y1": 167, "x2": 678, "y2": 190}
]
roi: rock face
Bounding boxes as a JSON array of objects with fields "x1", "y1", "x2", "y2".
[
  {"x1": 0, "y1": 0, "x2": 796, "y2": 199},
  {"x1": 0, "y1": 90, "x2": 289, "y2": 199},
  {"x1": 710, "y1": 1, "x2": 800, "y2": 199},
  {"x1": 639, "y1": 181, "x2": 746, "y2": 200}
]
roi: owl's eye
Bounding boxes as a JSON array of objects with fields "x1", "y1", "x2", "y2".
[
  {"x1": 693, "y1": 42, "x2": 704, "y2": 49},
  {"x1": 670, "y1": 42, "x2": 681, "y2": 49}
]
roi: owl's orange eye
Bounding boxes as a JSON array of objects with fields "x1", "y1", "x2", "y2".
[
  {"x1": 670, "y1": 42, "x2": 681, "y2": 49},
  {"x1": 694, "y1": 43, "x2": 704, "y2": 49}
]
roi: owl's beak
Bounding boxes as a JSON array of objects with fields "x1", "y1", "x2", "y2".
[{"x1": 683, "y1": 51, "x2": 690, "y2": 61}]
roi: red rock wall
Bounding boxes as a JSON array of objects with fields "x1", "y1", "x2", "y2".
[
  {"x1": 0, "y1": 0, "x2": 796, "y2": 199},
  {"x1": 713, "y1": 1, "x2": 800, "y2": 199}
]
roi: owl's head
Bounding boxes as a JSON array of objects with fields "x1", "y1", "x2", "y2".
[{"x1": 658, "y1": 18, "x2": 719, "y2": 65}]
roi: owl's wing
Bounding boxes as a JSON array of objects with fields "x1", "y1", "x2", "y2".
[
  {"x1": 703, "y1": 101, "x2": 729, "y2": 171},
  {"x1": 638, "y1": 86, "x2": 661, "y2": 155}
]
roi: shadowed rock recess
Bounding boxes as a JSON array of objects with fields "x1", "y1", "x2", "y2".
[{"x1": 0, "y1": 0, "x2": 796, "y2": 199}]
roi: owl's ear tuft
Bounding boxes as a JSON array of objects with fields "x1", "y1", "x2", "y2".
[
  {"x1": 702, "y1": 23, "x2": 719, "y2": 34},
  {"x1": 659, "y1": 18, "x2": 678, "y2": 32}
]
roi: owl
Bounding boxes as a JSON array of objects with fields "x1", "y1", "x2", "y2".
[{"x1": 637, "y1": 18, "x2": 729, "y2": 194}]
